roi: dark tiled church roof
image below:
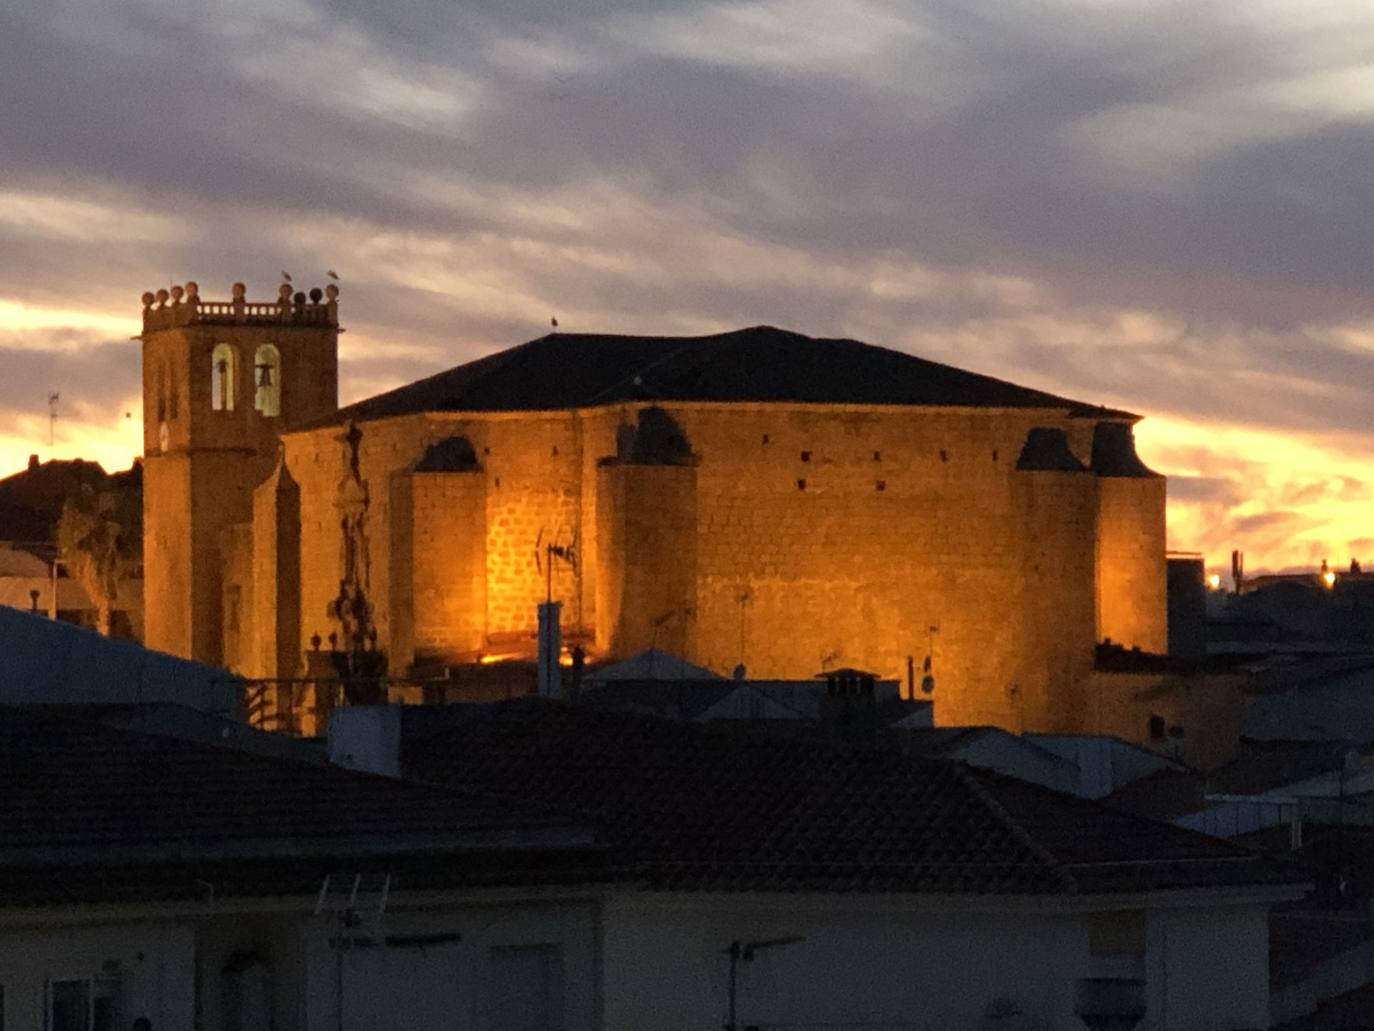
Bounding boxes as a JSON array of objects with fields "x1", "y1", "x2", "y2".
[
  {"x1": 403, "y1": 700, "x2": 1303, "y2": 896},
  {"x1": 333, "y1": 326, "x2": 1134, "y2": 424}
]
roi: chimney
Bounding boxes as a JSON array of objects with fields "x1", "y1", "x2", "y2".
[
  {"x1": 27, "y1": 454, "x2": 39, "y2": 471},
  {"x1": 537, "y1": 601, "x2": 562, "y2": 698},
  {"x1": 327, "y1": 705, "x2": 401, "y2": 778}
]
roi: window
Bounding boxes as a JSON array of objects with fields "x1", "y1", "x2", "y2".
[
  {"x1": 211, "y1": 343, "x2": 238, "y2": 412},
  {"x1": 50, "y1": 976, "x2": 123, "y2": 1031},
  {"x1": 489, "y1": 945, "x2": 563, "y2": 1031},
  {"x1": 253, "y1": 344, "x2": 281, "y2": 416},
  {"x1": 1148, "y1": 714, "x2": 1166, "y2": 741}
]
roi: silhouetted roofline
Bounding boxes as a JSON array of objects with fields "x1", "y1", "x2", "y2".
[{"x1": 311, "y1": 326, "x2": 1138, "y2": 429}]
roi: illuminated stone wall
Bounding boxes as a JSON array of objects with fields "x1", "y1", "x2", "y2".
[
  {"x1": 1095, "y1": 477, "x2": 1168, "y2": 652},
  {"x1": 408, "y1": 467, "x2": 488, "y2": 662},
  {"x1": 595, "y1": 461, "x2": 698, "y2": 659},
  {"x1": 141, "y1": 286, "x2": 338, "y2": 668},
  {"x1": 247, "y1": 401, "x2": 1166, "y2": 732}
]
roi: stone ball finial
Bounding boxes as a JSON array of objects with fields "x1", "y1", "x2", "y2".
[
  {"x1": 185, "y1": 281, "x2": 199, "y2": 299},
  {"x1": 169, "y1": 284, "x2": 184, "y2": 303},
  {"x1": 309, "y1": 287, "x2": 323, "y2": 303},
  {"x1": 325, "y1": 283, "x2": 339, "y2": 301},
  {"x1": 293, "y1": 291, "x2": 306, "y2": 305},
  {"x1": 141, "y1": 291, "x2": 156, "y2": 309},
  {"x1": 155, "y1": 288, "x2": 170, "y2": 307},
  {"x1": 278, "y1": 283, "x2": 292, "y2": 301},
  {"x1": 231, "y1": 282, "x2": 247, "y2": 300}
]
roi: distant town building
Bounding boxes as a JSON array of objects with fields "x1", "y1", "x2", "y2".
[
  {"x1": 0, "y1": 456, "x2": 144, "y2": 636},
  {"x1": 139, "y1": 281, "x2": 1168, "y2": 733}
]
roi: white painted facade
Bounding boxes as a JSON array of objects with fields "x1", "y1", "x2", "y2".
[
  {"x1": 0, "y1": 918, "x2": 196, "y2": 1030},
  {"x1": 599, "y1": 891, "x2": 1276, "y2": 1031},
  {"x1": 0, "y1": 885, "x2": 1290, "y2": 1031}
]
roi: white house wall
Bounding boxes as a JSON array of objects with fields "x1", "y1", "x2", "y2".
[
  {"x1": 0, "y1": 920, "x2": 195, "y2": 1031},
  {"x1": 1146, "y1": 905, "x2": 1269, "y2": 1031},
  {"x1": 600, "y1": 893, "x2": 1086, "y2": 1031},
  {"x1": 300, "y1": 900, "x2": 598, "y2": 1031},
  {"x1": 599, "y1": 892, "x2": 1274, "y2": 1031}
]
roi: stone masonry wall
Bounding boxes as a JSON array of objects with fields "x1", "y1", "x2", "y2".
[
  {"x1": 410, "y1": 470, "x2": 487, "y2": 661},
  {"x1": 1095, "y1": 476, "x2": 1168, "y2": 652},
  {"x1": 594, "y1": 462, "x2": 698, "y2": 659},
  {"x1": 266, "y1": 402, "x2": 1165, "y2": 732}
]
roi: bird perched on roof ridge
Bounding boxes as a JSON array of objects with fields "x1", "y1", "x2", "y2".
[
  {"x1": 281, "y1": 271, "x2": 293, "y2": 283},
  {"x1": 551, "y1": 316, "x2": 559, "y2": 329},
  {"x1": 327, "y1": 270, "x2": 339, "y2": 281}
]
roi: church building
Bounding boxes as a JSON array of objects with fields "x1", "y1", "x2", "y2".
[{"x1": 140, "y1": 281, "x2": 1166, "y2": 731}]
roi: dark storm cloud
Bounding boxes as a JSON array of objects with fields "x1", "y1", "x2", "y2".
[{"x1": 0, "y1": 339, "x2": 138, "y2": 414}]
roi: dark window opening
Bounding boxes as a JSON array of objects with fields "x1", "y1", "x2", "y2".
[
  {"x1": 762, "y1": 434, "x2": 770, "y2": 444},
  {"x1": 873, "y1": 451, "x2": 881, "y2": 461},
  {"x1": 796, "y1": 478, "x2": 807, "y2": 490},
  {"x1": 992, "y1": 449, "x2": 999, "y2": 461},
  {"x1": 800, "y1": 450, "x2": 812, "y2": 462},
  {"x1": 1148, "y1": 714, "x2": 1166, "y2": 740},
  {"x1": 939, "y1": 449, "x2": 949, "y2": 463},
  {"x1": 876, "y1": 480, "x2": 886, "y2": 492}
]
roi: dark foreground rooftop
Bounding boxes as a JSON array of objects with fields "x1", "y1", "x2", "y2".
[
  {"x1": 0, "y1": 707, "x2": 599, "y2": 906},
  {"x1": 402, "y1": 699, "x2": 1304, "y2": 896}
]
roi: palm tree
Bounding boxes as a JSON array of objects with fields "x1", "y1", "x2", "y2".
[{"x1": 57, "y1": 480, "x2": 141, "y2": 636}]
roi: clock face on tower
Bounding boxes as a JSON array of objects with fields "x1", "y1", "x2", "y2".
[{"x1": 159, "y1": 420, "x2": 170, "y2": 452}]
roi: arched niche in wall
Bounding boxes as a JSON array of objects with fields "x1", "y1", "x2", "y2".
[
  {"x1": 211, "y1": 342, "x2": 238, "y2": 412},
  {"x1": 1090, "y1": 421, "x2": 1160, "y2": 477},
  {"x1": 607, "y1": 406, "x2": 696, "y2": 466},
  {"x1": 254, "y1": 344, "x2": 282, "y2": 417},
  {"x1": 415, "y1": 435, "x2": 482, "y2": 472},
  {"x1": 1015, "y1": 427, "x2": 1086, "y2": 472}
]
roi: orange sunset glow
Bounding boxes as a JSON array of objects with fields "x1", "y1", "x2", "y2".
[{"x1": 4, "y1": 1, "x2": 1372, "y2": 577}]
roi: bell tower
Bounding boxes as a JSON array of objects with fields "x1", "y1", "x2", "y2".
[{"x1": 140, "y1": 280, "x2": 339, "y2": 665}]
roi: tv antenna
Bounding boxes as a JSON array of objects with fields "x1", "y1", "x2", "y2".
[
  {"x1": 47, "y1": 392, "x2": 60, "y2": 447},
  {"x1": 734, "y1": 586, "x2": 752, "y2": 666},
  {"x1": 534, "y1": 526, "x2": 579, "y2": 603},
  {"x1": 921, "y1": 624, "x2": 938, "y2": 694},
  {"x1": 316, "y1": 872, "x2": 391, "y2": 1031}
]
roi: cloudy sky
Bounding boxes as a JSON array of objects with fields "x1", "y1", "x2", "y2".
[{"x1": 3, "y1": 0, "x2": 1372, "y2": 573}]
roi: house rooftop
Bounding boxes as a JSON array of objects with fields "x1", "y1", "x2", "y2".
[
  {"x1": 325, "y1": 326, "x2": 1136, "y2": 427},
  {"x1": 402, "y1": 699, "x2": 1303, "y2": 896},
  {"x1": 0, "y1": 707, "x2": 600, "y2": 906}
]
